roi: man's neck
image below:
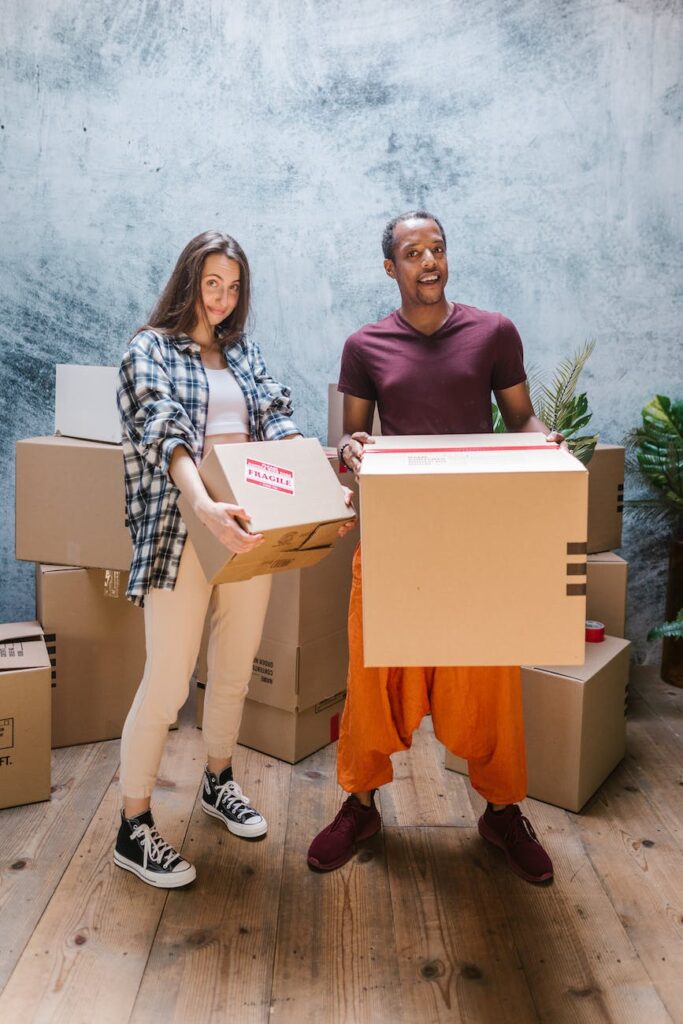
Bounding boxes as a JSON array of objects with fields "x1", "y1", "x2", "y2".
[{"x1": 398, "y1": 298, "x2": 453, "y2": 336}]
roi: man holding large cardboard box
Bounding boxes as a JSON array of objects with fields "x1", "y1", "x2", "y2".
[{"x1": 308, "y1": 211, "x2": 566, "y2": 883}]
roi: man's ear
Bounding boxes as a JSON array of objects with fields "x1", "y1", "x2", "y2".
[{"x1": 383, "y1": 258, "x2": 396, "y2": 279}]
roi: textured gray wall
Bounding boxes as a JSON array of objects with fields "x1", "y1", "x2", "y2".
[{"x1": 1, "y1": 0, "x2": 681, "y2": 662}]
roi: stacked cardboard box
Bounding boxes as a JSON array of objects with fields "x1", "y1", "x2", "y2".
[
  {"x1": 0, "y1": 622, "x2": 52, "y2": 809},
  {"x1": 444, "y1": 440, "x2": 629, "y2": 811},
  {"x1": 196, "y1": 453, "x2": 357, "y2": 762},
  {"x1": 14, "y1": 366, "x2": 147, "y2": 761}
]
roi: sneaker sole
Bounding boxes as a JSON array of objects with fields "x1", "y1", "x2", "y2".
[
  {"x1": 201, "y1": 799, "x2": 268, "y2": 838},
  {"x1": 477, "y1": 818, "x2": 553, "y2": 884},
  {"x1": 113, "y1": 850, "x2": 196, "y2": 888},
  {"x1": 307, "y1": 818, "x2": 382, "y2": 872}
]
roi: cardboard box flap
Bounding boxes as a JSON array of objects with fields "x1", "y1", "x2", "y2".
[
  {"x1": 0, "y1": 621, "x2": 50, "y2": 671},
  {"x1": 527, "y1": 636, "x2": 630, "y2": 682},
  {"x1": 0, "y1": 620, "x2": 44, "y2": 645},
  {"x1": 361, "y1": 433, "x2": 586, "y2": 478}
]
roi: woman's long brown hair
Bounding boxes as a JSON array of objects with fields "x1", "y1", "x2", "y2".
[{"x1": 139, "y1": 230, "x2": 251, "y2": 347}]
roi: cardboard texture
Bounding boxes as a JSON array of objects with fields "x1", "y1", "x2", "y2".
[
  {"x1": 15, "y1": 435, "x2": 132, "y2": 570},
  {"x1": 0, "y1": 621, "x2": 52, "y2": 809},
  {"x1": 178, "y1": 438, "x2": 353, "y2": 584},
  {"x1": 586, "y1": 552, "x2": 628, "y2": 638},
  {"x1": 197, "y1": 683, "x2": 345, "y2": 764},
  {"x1": 359, "y1": 433, "x2": 589, "y2": 667},
  {"x1": 36, "y1": 565, "x2": 146, "y2": 748},
  {"x1": 586, "y1": 444, "x2": 625, "y2": 553},
  {"x1": 327, "y1": 383, "x2": 381, "y2": 447},
  {"x1": 55, "y1": 364, "x2": 121, "y2": 444},
  {"x1": 444, "y1": 636, "x2": 631, "y2": 812}
]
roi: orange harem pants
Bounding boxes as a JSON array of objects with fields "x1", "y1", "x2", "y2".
[{"x1": 337, "y1": 545, "x2": 528, "y2": 806}]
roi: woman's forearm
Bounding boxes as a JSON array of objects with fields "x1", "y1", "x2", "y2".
[{"x1": 169, "y1": 446, "x2": 212, "y2": 513}]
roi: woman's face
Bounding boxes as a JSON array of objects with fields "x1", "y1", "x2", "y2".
[{"x1": 196, "y1": 253, "x2": 241, "y2": 329}]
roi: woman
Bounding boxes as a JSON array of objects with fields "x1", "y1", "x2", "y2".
[{"x1": 114, "y1": 230, "x2": 302, "y2": 888}]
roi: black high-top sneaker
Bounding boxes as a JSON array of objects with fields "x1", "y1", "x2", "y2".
[
  {"x1": 201, "y1": 765, "x2": 268, "y2": 838},
  {"x1": 114, "y1": 809, "x2": 196, "y2": 888}
]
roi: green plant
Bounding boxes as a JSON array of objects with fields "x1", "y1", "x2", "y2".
[
  {"x1": 492, "y1": 341, "x2": 599, "y2": 465},
  {"x1": 625, "y1": 396, "x2": 683, "y2": 534},
  {"x1": 648, "y1": 609, "x2": 683, "y2": 642}
]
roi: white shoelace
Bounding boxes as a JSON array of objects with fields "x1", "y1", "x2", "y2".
[
  {"x1": 130, "y1": 822, "x2": 181, "y2": 870},
  {"x1": 215, "y1": 780, "x2": 259, "y2": 823}
]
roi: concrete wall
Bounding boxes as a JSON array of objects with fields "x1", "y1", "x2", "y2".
[{"x1": 1, "y1": 0, "x2": 681, "y2": 661}]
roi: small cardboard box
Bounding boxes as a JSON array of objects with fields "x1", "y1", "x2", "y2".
[
  {"x1": 0, "y1": 622, "x2": 52, "y2": 809},
  {"x1": 197, "y1": 628, "x2": 348, "y2": 714},
  {"x1": 36, "y1": 565, "x2": 145, "y2": 747},
  {"x1": 15, "y1": 436, "x2": 131, "y2": 570},
  {"x1": 360, "y1": 433, "x2": 588, "y2": 667},
  {"x1": 178, "y1": 438, "x2": 353, "y2": 584},
  {"x1": 55, "y1": 365, "x2": 120, "y2": 444},
  {"x1": 586, "y1": 552, "x2": 628, "y2": 638},
  {"x1": 197, "y1": 683, "x2": 345, "y2": 764},
  {"x1": 587, "y1": 444, "x2": 624, "y2": 553},
  {"x1": 327, "y1": 384, "x2": 381, "y2": 447},
  {"x1": 444, "y1": 636, "x2": 631, "y2": 812}
]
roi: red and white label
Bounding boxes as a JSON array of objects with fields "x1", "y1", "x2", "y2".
[{"x1": 245, "y1": 457, "x2": 295, "y2": 495}]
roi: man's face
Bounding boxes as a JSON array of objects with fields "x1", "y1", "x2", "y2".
[{"x1": 384, "y1": 218, "x2": 448, "y2": 306}]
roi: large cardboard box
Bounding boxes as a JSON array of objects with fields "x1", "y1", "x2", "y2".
[
  {"x1": 179, "y1": 438, "x2": 353, "y2": 584},
  {"x1": 36, "y1": 565, "x2": 145, "y2": 747},
  {"x1": 0, "y1": 622, "x2": 52, "y2": 809},
  {"x1": 55, "y1": 365, "x2": 120, "y2": 444},
  {"x1": 586, "y1": 552, "x2": 628, "y2": 638},
  {"x1": 444, "y1": 636, "x2": 631, "y2": 812},
  {"x1": 586, "y1": 444, "x2": 624, "y2": 553},
  {"x1": 197, "y1": 684, "x2": 345, "y2": 764},
  {"x1": 327, "y1": 384, "x2": 381, "y2": 447},
  {"x1": 360, "y1": 433, "x2": 588, "y2": 667},
  {"x1": 16, "y1": 436, "x2": 131, "y2": 570}
]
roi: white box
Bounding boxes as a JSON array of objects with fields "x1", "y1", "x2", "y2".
[{"x1": 55, "y1": 365, "x2": 120, "y2": 444}]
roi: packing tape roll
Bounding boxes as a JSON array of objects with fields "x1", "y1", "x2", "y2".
[{"x1": 585, "y1": 620, "x2": 605, "y2": 643}]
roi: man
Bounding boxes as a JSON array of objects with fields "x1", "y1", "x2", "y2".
[{"x1": 307, "y1": 210, "x2": 563, "y2": 884}]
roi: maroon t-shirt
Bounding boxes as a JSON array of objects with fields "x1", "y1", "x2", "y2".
[{"x1": 338, "y1": 302, "x2": 526, "y2": 435}]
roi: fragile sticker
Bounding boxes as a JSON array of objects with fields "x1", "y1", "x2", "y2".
[{"x1": 245, "y1": 457, "x2": 294, "y2": 494}]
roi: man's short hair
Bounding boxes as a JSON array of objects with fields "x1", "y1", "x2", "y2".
[{"x1": 381, "y1": 210, "x2": 447, "y2": 260}]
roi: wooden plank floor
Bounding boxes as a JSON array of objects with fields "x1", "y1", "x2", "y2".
[{"x1": 1, "y1": 667, "x2": 682, "y2": 1023}]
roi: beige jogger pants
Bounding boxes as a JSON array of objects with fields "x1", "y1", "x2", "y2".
[{"x1": 119, "y1": 537, "x2": 272, "y2": 798}]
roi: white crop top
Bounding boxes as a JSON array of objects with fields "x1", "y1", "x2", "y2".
[{"x1": 204, "y1": 366, "x2": 249, "y2": 435}]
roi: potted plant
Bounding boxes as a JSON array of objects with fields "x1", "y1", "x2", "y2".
[
  {"x1": 627, "y1": 396, "x2": 683, "y2": 685},
  {"x1": 493, "y1": 341, "x2": 599, "y2": 464}
]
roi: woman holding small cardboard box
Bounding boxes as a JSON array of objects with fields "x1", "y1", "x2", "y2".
[{"x1": 114, "y1": 230, "x2": 304, "y2": 888}]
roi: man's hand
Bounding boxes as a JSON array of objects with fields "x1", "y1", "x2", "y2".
[
  {"x1": 341, "y1": 431, "x2": 376, "y2": 476},
  {"x1": 337, "y1": 486, "x2": 357, "y2": 537},
  {"x1": 546, "y1": 430, "x2": 569, "y2": 453},
  {"x1": 195, "y1": 499, "x2": 264, "y2": 553}
]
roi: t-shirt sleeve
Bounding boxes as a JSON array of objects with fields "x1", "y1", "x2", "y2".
[
  {"x1": 491, "y1": 315, "x2": 527, "y2": 391},
  {"x1": 337, "y1": 333, "x2": 377, "y2": 401}
]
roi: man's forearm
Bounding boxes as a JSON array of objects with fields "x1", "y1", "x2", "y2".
[{"x1": 511, "y1": 413, "x2": 550, "y2": 435}]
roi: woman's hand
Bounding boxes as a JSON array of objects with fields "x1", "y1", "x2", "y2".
[
  {"x1": 195, "y1": 498, "x2": 264, "y2": 553},
  {"x1": 337, "y1": 486, "x2": 357, "y2": 537}
]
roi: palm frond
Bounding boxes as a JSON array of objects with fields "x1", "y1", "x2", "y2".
[
  {"x1": 648, "y1": 608, "x2": 683, "y2": 642},
  {"x1": 535, "y1": 340, "x2": 596, "y2": 432}
]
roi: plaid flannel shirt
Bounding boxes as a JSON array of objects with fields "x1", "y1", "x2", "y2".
[{"x1": 117, "y1": 329, "x2": 300, "y2": 605}]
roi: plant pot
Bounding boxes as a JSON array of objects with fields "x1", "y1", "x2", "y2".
[{"x1": 661, "y1": 536, "x2": 683, "y2": 686}]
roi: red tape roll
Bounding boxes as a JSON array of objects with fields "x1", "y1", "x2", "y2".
[{"x1": 585, "y1": 620, "x2": 605, "y2": 643}]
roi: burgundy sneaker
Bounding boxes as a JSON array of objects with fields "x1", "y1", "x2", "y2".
[
  {"x1": 307, "y1": 795, "x2": 382, "y2": 871},
  {"x1": 478, "y1": 804, "x2": 553, "y2": 884}
]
